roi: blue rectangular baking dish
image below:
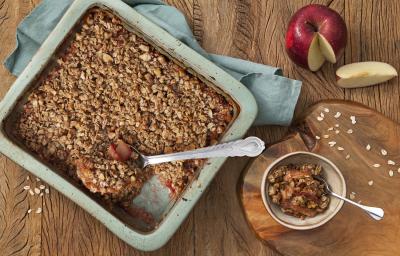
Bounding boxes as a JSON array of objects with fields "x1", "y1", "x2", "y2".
[{"x1": 0, "y1": 0, "x2": 257, "y2": 251}]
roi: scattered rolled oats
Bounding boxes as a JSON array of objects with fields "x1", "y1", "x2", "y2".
[
  {"x1": 368, "y1": 180, "x2": 374, "y2": 186},
  {"x1": 39, "y1": 185, "x2": 45, "y2": 190},
  {"x1": 381, "y1": 149, "x2": 388, "y2": 156},
  {"x1": 327, "y1": 127, "x2": 334, "y2": 131},
  {"x1": 372, "y1": 164, "x2": 381, "y2": 168},
  {"x1": 347, "y1": 129, "x2": 353, "y2": 134},
  {"x1": 366, "y1": 144, "x2": 371, "y2": 151},
  {"x1": 320, "y1": 112, "x2": 325, "y2": 118},
  {"x1": 317, "y1": 116, "x2": 324, "y2": 121},
  {"x1": 350, "y1": 116, "x2": 357, "y2": 124},
  {"x1": 34, "y1": 188, "x2": 40, "y2": 194},
  {"x1": 328, "y1": 141, "x2": 337, "y2": 147},
  {"x1": 324, "y1": 108, "x2": 330, "y2": 113},
  {"x1": 388, "y1": 160, "x2": 396, "y2": 165},
  {"x1": 334, "y1": 112, "x2": 341, "y2": 118},
  {"x1": 389, "y1": 170, "x2": 394, "y2": 177}
]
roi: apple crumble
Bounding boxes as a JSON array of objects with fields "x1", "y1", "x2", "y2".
[
  {"x1": 15, "y1": 8, "x2": 235, "y2": 202},
  {"x1": 267, "y1": 163, "x2": 330, "y2": 219}
]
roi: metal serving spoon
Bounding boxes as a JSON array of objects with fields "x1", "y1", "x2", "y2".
[
  {"x1": 130, "y1": 136, "x2": 265, "y2": 168},
  {"x1": 316, "y1": 176, "x2": 384, "y2": 221}
]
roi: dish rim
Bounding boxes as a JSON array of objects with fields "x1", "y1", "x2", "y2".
[
  {"x1": 0, "y1": 0, "x2": 258, "y2": 251},
  {"x1": 260, "y1": 151, "x2": 346, "y2": 230}
]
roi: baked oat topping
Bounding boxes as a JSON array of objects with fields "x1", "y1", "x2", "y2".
[{"x1": 15, "y1": 8, "x2": 234, "y2": 202}]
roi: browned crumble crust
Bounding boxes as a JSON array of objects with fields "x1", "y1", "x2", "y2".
[{"x1": 15, "y1": 8, "x2": 234, "y2": 202}]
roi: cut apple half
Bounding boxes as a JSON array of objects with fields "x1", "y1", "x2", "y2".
[
  {"x1": 336, "y1": 61, "x2": 398, "y2": 88},
  {"x1": 308, "y1": 35, "x2": 325, "y2": 71}
]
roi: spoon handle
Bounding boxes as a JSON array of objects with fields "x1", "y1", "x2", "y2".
[
  {"x1": 331, "y1": 192, "x2": 384, "y2": 220},
  {"x1": 145, "y1": 137, "x2": 265, "y2": 165}
]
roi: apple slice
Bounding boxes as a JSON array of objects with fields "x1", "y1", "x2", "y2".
[
  {"x1": 308, "y1": 35, "x2": 326, "y2": 71},
  {"x1": 336, "y1": 62, "x2": 398, "y2": 88},
  {"x1": 318, "y1": 34, "x2": 336, "y2": 63}
]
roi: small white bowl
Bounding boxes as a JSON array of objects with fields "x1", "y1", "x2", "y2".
[{"x1": 260, "y1": 151, "x2": 346, "y2": 230}]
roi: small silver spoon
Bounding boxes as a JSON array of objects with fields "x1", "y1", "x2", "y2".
[
  {"x1": 316, "y1": 176, "x2": 384, "y2": 221},
  {"x1": 131, "y1": 136, "x2": 265, "y2": 168}
]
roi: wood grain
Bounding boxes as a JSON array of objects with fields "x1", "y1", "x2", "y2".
[
  {"x1": 0, "y1": 0, "x2": 399, "y2": 255},
  {"x1": 239, "y1": 100, "x2": 400, "y2": 256}
]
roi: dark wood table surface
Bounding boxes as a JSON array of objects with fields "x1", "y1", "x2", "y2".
[{"x1": 0, "y1": 0, "x2": 399, "y2": 255}]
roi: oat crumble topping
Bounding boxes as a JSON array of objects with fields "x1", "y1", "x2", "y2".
[{"x1": 15, "y1": 8, "x2": 234, "y2": 202}]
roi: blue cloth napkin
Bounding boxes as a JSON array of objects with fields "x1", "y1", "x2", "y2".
[{"x1": 4, "y1": 0, "x2": 301, "y2": 126}]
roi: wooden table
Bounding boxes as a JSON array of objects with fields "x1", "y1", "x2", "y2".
[{"x1": 0, "y1": 0, "x2": 399, "y2": 255}]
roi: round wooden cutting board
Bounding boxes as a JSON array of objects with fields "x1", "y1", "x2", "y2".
[{"x1": 238, "y1": 100, "x2": 400, "y2": 256}]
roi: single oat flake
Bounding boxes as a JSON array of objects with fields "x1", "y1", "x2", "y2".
[
  {"x1": 36, "y1": 207, "x2": 42, "y2": 214},
  {"x1": 328, "y1": 127, "x2": 334, "y2": 131},
  {"x1": 389, "y1": 170, "x2": 394, "y2": 177},
  {"x1": 317, "y1": 116, "x2": 324, "y2": 121},
  {"x1": 328, "y1": 141, "x2": 337, "y2": 147},
  {"x1": 388, "y1": 160, "x2": 396, "y2": 165},
  {"x1": 27, "y1": 209, "x2": 32, "y2": 214},
  {"x1": 347, "y1": 129, "x2": 353, "y2": 134},
  {"x1": 381, "y1": 149, "x2": 388, "y2": 156},
  {"x1": 337, "y1": 146, "x2": 344, "y2": 151},
  {"x1": 334, "y1": 112, "x2": 341, "y2": 118},
  {"x1": 335, "y1": 130, "x2": 340, "y2": 134},
  {"x1": 366, "y1": 144, "x2": 371, "y2": 151},
  {"x1": 373, "y1": 164, "x2": 381, "y2": 168},
  {"x1": 345, "y1": 154, "x2": 351, "y2": 160},
  {"x1": 349, "y1": 193, "x2": 356, "y2": 200},
  {"x1": 23, "y1": 185, "x2": 30, "y2": 190},
  {"x1": 350, "y1": 116, "x2": 356, "y2": 123},
  {"x1": 324, "y1": 108, "x2": 330, "y2": 113},
  {"x1": 368, "y1": 180, "x2": 374, "y2": 186},
  {"x1": 323, "y1": 135, "x2": 330, "y2": 139},
  {"x1": 320, "y1": 112, "x2": 325, "y2": 118}
]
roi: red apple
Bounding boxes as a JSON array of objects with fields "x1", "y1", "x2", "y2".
[{"x1": 285, "y1": 4, "x2": 347, "y2": 71}]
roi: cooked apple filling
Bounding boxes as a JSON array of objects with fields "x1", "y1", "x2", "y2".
[{"x1": 267, "y1": 163, "x2": 330, "y2": 219}]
